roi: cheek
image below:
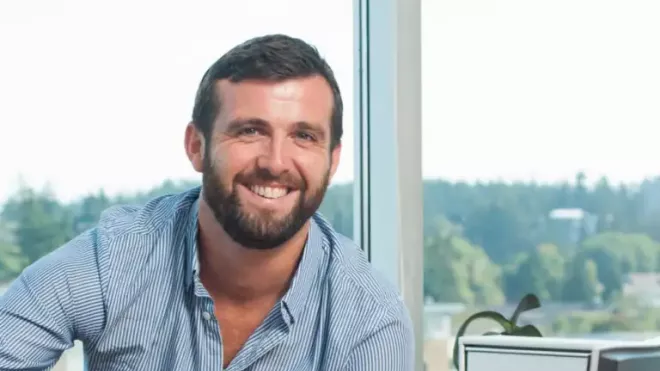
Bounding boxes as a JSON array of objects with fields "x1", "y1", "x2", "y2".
[
  {"x1": 297, "y1": 153, "x2": 331, "y2": 188},
  {"x1": 211, "y1": 144, "x2": 257, "y2": 178}
]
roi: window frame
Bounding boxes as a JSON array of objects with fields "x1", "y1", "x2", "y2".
[{"x1": 353, "y1": 0, "x2": 424, "y2": 369}]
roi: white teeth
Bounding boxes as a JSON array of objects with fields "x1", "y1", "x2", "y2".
[{"x1": 250, "y1": 185, "x2": 288, "y2": 199}]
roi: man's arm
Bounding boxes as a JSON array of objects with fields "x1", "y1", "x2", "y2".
[
  {"x1": 0, "y1": 229, "x2": 105, "y2": 370},
  {"x1": 343, "y1": 307, "x2": 415, "y2": 371}
]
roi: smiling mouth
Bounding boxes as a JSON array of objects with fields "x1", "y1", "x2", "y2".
[{"x1": 248, "y1": 185, "x2": 292, "y2": 199}]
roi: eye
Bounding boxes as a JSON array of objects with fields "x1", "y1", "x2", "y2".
[
  {"x1": 238, "y1": 127, "x2": 262, "y2": 136},
  {"x1": 295, "y1": 131, "x2": 316, "y2": 141}
]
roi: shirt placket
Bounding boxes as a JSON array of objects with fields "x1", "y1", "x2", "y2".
[{"x1": 194, "y1": 278, "x2": 224, "y2": 370}]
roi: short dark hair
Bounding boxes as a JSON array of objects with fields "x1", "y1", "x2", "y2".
[{"x1": 191, "y1": 34, "x2": 343, "y2": 149}]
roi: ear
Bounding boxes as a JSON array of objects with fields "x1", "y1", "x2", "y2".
[
  {"x1": 328, "y1": 142, "x2": 342, "y2": 179},
  {"x1": 184, "y1": 122, "x2": 206, "y2": 173}
]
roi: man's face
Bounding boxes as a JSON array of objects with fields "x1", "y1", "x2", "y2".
[{"x1": 192, "y1": 76, "x2": 341, "y2": 249}]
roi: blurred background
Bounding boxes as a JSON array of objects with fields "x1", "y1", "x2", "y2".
[{"x1": 1, "y1": 0, "x2": 659, "y2": 370}]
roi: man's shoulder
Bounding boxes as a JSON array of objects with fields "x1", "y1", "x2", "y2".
[
  {"x1": 315, "y1": 215, "x2": 409, "y2": 323},
  {"x1": 97, "y1": 187, "x2": 200, "y2": 240},
  {"x1": 19, "y1": 187, "x2": 199, "y2": 281},
  {"x1": 87, "y1": 187, "x2": 199, "y2": 306},
  {"x1": 89, "y1": 187, "x2": 200, "y2": 282}
]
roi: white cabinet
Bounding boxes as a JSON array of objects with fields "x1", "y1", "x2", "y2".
[{"x1": 459, "y1": 335, "x2": 660, "y2": 371}]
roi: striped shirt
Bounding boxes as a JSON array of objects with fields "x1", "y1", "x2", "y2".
[{"x1": 0, "y1": 187, "x2": 414, "y2": 370}]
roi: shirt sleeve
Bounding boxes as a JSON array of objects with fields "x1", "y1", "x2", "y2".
[
  {"x1": 0, "y1": 229, "x2": 106, "y2": 370},
  {"x1": 342, "y1": 305, "x2": 416, "y2": 371}
]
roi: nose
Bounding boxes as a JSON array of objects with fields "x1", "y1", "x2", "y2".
[{"x1": 257, "y1": 136, "x2": 289, "y2": 175}]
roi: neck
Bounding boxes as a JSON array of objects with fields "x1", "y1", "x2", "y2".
[{"x1": 196, "y1": 195, "x2": 309, "y2": 304}]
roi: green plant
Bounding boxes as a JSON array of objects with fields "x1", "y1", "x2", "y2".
[{"x1": 452, "y1": 294, "x2": 543, "y2": 369}]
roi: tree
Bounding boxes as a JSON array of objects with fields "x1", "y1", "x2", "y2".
[
  {"x1": 464, "y1": 203, "x2": 534, "y2": 263},
  {"x1": 566, "y1": 232, "x2": 660, "y2": 302},
  {"x1": 563, "y1": 258, "x2": 604, "y2": 304},
  {"x1": 590, "y1": 177, "x2": 617, "y2": 232},
  {"x1": 71, "y1": 191, "x2": 111, "y2": 234},
  {"x1": 424, "y1": 218, "x2": 505, "y2": 305},
  {"x1": 9, "y1": 187, "x2": 73, "y2": 264},
  {"x1": 574, "y1": 172, "x2": 589, "y2": 209},
  {"x1": 507, "y1": 244, "x2": 566, "y2": 302},
  {"x1": 0, "y1": 241, "x2": 25, "y2": 283}
]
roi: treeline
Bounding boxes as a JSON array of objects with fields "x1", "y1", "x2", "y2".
[
  {"x1": 2, "y1": 174, "x2": 660, "y2": 311},
  {"x1": 420, "y1": 174, "x2": 660, "y2": 307}
]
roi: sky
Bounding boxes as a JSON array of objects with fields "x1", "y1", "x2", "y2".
[{"x1": 0, "y1": 0, "x2": 658, "y2": 203}]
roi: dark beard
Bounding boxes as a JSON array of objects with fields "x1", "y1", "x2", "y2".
[{"x1": 201, "y1": 153, "x2": 329, "y2": 250}]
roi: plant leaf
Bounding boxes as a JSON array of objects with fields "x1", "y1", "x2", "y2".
[
  {"x1": 452, "y1": 311, "x2": 511, "y2": 369},
  {"x1": 509, "y1": 293, "x2": 541, "y2": 326},
  {"x1": 509, "y1": 324, "x2": 543, "y2": 337}
]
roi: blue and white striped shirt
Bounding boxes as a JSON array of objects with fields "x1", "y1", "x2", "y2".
[{"x1": 0, "y1": 187, "x2": 414, "y2": 370}]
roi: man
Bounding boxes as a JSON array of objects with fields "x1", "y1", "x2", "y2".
[{"x1": 0, "y1": 34, "x2": 414, "y2": 370}]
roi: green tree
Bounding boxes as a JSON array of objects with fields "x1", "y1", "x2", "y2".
[
  {"x1": 563, "y1": 258, "x2": 603, "y2": 304},
  {"x1": 10, "y1": 187, "x2": 73, "y2": 264},
  {"x1": 0, "y1": 241, "x2": 25, "y2": 283},
  {"x1": 574, "y1": 172, "x2": 589, "y2": 209},
  {"x1": 565, "y1": 232, "x2": 659, "y2": 302},
  {"x1": 71, "y1": 191, "x2": 111, "y2": 234},
  {"x1": 507, "y1": 244, "x2": 565, "y2": 302},
  {"x1": 464, "y1": 203, "x2": 534, "y2": 263},
  {"x1": 424, "y1": 218, "x2": 505, "y2": 305}
]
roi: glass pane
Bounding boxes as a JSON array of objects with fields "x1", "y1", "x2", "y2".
[
  {"x1": 421, "y1": 1, "x2": 660, "y2": 370},
  {"x1": 0, "y1": 1, "x2": 354, "y2": 369}
]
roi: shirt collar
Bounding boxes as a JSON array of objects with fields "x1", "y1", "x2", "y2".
[
  {"x1": 184, "y1": 194, "x2": 329, "y2": 325},
  {"x1": 184, "y1": 190, "x2": 201, "y2": 289},
  {"x1": 280, "y1": 215, "x2": 328, "y2": 324}
]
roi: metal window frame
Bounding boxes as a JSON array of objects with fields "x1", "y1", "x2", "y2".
[{"x1": 353, "y1": 0, "x2": 424, "y2": 369}]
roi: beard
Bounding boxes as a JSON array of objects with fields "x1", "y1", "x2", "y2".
[{"x1": 201, "y1": 152, "x2": 330, "y2": 250}]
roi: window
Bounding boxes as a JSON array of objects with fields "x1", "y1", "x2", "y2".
[
  {"x1": 420, "y1": 1, "x2": 660, "y2": 370},
  {"x1": 354, "y1": 0, "x2": 424, "y2": 368},
  {"x1": 0, "y1": 1, "x2": 355, "y2": 369}
]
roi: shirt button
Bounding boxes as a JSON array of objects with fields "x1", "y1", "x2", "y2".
[{"x1": 202, "y1": 311, "x2": 212, "y2": 321}]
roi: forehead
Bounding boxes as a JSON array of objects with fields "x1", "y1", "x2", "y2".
[{"x1": 214, "y1": 76, "x2": 334, "y2": 129}]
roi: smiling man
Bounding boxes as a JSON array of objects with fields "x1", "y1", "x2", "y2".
[{"x1": 0, "y1": 34, "x2": 414, "y2": 371}]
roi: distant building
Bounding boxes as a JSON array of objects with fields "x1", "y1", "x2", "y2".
[
  {"x1": 622, "y1": 273, "x2": 660, "y2": 307},
  {"x1": 423, "y1": 302, "x2": 466, "y2": 371},
  {"x1": 547, "y1": 208, "x2": 598, "y2": 246},
  {"x1": 424, "y1": 301, "x2": 466, "y2": 339}
]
